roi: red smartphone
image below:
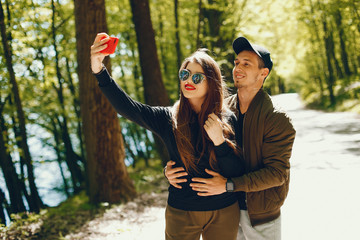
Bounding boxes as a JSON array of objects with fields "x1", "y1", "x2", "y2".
[{"x1": 100, "y1": 36, "x2": 119, "y2": 54}]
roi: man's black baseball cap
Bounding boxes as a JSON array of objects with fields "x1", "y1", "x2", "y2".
[{"x1": 232, "y1": 36, "x2": 273, "y2": 72}]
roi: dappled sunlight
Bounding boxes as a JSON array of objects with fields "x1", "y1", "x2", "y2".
[{"x1": 64, "y1": 191, "x2": 167, "y2": 240}]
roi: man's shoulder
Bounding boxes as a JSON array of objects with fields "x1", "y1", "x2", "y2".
[{"x1": 256, "y1": 91, "x2": 295, "y2": 129}]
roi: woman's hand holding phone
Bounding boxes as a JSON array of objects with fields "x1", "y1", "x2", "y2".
[
  {"x1": 90, "y1": 33, "x2": 119, "y2": 74},
  {"x1": 100, "y1": 36, "x2": 119, "y2": 54}
]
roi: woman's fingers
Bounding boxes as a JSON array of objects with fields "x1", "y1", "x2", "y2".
[
  {"x1": 91, "y1": 33, "x2": 111, "y2": 56},
  {"x1": 93, "y1": 32, "x2": 109, "y2": 44}
]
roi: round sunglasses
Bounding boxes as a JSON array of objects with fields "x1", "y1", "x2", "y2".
[{"x1": 179, "y1": 69, "x2": 206, "y2": 85}]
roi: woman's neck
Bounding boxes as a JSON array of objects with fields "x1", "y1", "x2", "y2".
[{"x1": 188, "y1": 98, "x2": 204, "y2": 113}]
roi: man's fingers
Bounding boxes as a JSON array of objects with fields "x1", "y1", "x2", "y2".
[
  {"x1": 190, "y1": 183, "x2": 207, "y2": 190},
  {"x1": 190, "y1": 184, "x2": 211, "y2": 193},
  {"x1": 191, "y1": 177, "x2": 208, "y2": 184},
  {"x1": 204, "y1": 169, "x2": 220, "y2": 176},
  {"x1": 170, "y1": 178, "x2": 187, "y2": 184},
  {"x1": 169, "y1": 178, "x2": 187, "y2": 189},
  {"x1": 167, "y1": 171, "x2": 188, "y2": 180},
  {"x1": 197, "y1": 192, "x2": 211, "y2": 196},
  {"x1": 167, "y1": 167, "x2": 186, "y2": 175},
  {"x1": 166, "y1": 161, "x2": 176, "y2": 168},
  {"x1": 171, "y1": 183, "x2": 182, "y2": 189}
]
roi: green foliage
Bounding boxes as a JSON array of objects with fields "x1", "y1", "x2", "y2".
[
  {"x1": 0, "y1": 191, "x2": 100, "y2": 239},
  {"x1": 127, "y1": 158, "x2": 165, "y2": 193},
  {"x1": 0, "y1": 211, "x2": 43, "y2": 239},
  {"x1": 294, "y1": 0, "x2": 360, "y2": 109}
]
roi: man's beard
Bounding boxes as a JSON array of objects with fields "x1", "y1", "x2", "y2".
[{"x1": 233, "y1": 80, "x2": 243, "y2": 89}]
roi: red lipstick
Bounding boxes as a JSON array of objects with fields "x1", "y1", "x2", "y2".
[{"x1": 185, "y1": 84, "x2": 196, "y2": 90}]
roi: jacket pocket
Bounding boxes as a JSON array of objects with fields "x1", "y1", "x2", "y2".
[
  {"x1": 248, "y1": 183, "x2": 289, "y2": 214},
  {"x1": 264, "y1": 184, "x2": 288, "y2": 210}
]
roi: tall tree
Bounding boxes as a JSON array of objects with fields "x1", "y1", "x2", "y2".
[
  {"x1": 74, "y1": 0, "x2": 136, "y2": 203},
  {"x1": 305, "y1": 0, "x2": 327, "y2": 100},
  {"x1": 203, "y1": 0, "x2": 222, "y2": 50},
  {"x1": 0, "y1": 188, "x2": 7, "y2": 224},
  {"x1": 196, "y1": 0, "x2": 203, "y2": 49},
  {"x1": 322, "y1": 16, "x2": 336, "y2": 106},
  {"x1": 0, "y1": 0, "x2": 43, "y2": 213},
  {"x1": 0, "y1": 99, "x2": 26, "y2": 215},
  {"x1": 333, "y1": 7, "x2": 351, "y2": 76},
  {"x1": 51, "y1": 0, "x2": 84, "y2": 192},
  {"x1": 174, "y1": 0, "x2": 182, "y2": 69},
  {"x1": 129, "y1": 0, "x2": 171, "y2": 166}
]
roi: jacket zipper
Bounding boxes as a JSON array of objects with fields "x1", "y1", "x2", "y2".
[{"x1": 242, "y1": 111, "x2": 248, "y2": 208}]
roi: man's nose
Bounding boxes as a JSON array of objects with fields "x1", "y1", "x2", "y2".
[{"x1": 234, "y1": 66, "x2": 241, "y2": 72}]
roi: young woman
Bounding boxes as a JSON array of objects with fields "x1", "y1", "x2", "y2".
[{"x1": 90, "y1": 33, "x2": 244, "y2": 240}]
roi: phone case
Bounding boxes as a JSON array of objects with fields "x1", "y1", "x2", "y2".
[{"x1": 100, "y1": 36, "x2": 119, "y2": 54}]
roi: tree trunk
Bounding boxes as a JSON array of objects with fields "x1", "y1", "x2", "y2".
[
  {"x1": 129, "y1": 0, "x2": 171, "y2": 167},
  {"x1": 351, "y1": 0, "x2": 360, "y2": 33},
  {"x1": 157, "y1": 10, "x2": 169, "y2": 77},
  {"x1": 0, "y1": 104, "x2": 26, "y2": 214},
  {"x1": 65, "y1": 58, "x2": 85, "y2": 163},
  {"x1": 322, "y1": 18, "x2": 336, "y2": 106},
  {"x1": 174, "y1": 0, "x2": 182, "y2": 69},
  {"x1": 196, "y1": 0, "x2": 203, "y2": 49},
  {"x1": 323, "y1": 17, "x2": 343, "y2": 79},
  {"x1": 8, "y1": 99, "x2": 32, "y2": 208},
  {"x1": 203, "y1": 0, "x2": 222, "y2": 49},
  {"x1": 52, "y1": 0, "x2": 84, "y2": 192},
  {"x1": 309, "y1": 0, "x2": 326, "y2": 98},
  {"x1": 50, "y1": 117, "x2": 70, "y2": 198},
  {"x1": 334, "y1": 8, "x2": 351, "y2": 76},
  {"x1": 0, "y1": 188, "x2": 8, "y2": 224},
  {"x1": 74, "y1": 0, "x2": 136, "y2": 203},
  {"x1": 0, "y1": 1, "x2": 43, "y2": 212},
  {"x1": 277, "y1": 76, "x2": 285, "y2": 93}
]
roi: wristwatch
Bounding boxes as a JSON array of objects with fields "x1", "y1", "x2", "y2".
[{"x1": 226, "y1": 178, "x2": 234, "y2": 192}]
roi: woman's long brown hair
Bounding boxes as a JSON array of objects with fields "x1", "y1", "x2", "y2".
[{"x1": 172, "y1": 49, "x2": 238, "y2": 174}]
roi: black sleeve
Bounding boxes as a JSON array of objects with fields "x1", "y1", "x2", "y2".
[
  {"x1": 214, "y1": 114, "x2": 245, "y2": 178},
  {"x1": 94, "y1": 67, "x2": 171, "y2": 136}
]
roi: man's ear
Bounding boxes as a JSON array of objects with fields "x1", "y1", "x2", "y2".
[{"x1": 261, "y1": 68, "x2": 270, "y2": 79}]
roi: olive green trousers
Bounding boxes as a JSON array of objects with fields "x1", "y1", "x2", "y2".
[{"x1": 165, "y1": 202, "x2": 240, "y2": 240}]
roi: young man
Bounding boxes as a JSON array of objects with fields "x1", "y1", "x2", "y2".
[{"x1": 165, "y1": 37, "x2": 296, "y2": 240}]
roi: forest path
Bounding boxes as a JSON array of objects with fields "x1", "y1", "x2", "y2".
[{"x1": 65, "y1": 93, "x2": 360, "y2": 240}]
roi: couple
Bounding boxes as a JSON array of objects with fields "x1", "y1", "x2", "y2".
[{"x1": 90, "y1": 33, "x2": 296, "y2": 240}]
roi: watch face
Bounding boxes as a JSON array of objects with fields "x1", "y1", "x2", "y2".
[{"x1": 226, "y1": 181, "x2": 234, "y2": 191}]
